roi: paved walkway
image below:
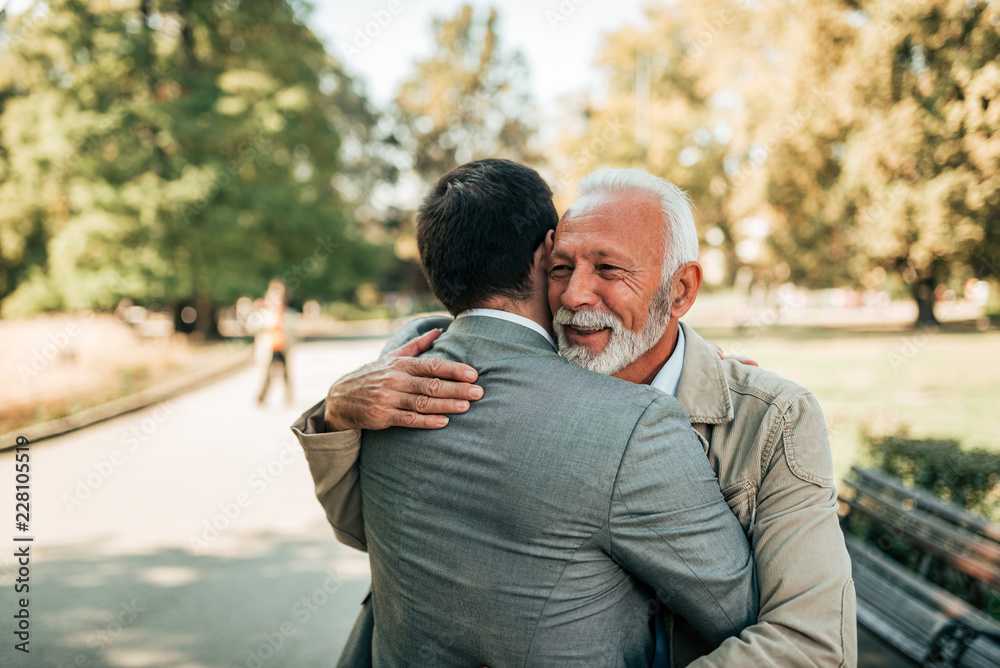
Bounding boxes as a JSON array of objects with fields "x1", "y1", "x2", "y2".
[
  {"x1": 0, "y1": 339, "x2": 383, "y2": 668},
  {"x1": 0, "y1": 338, "x2": 914, "y2": 667}
]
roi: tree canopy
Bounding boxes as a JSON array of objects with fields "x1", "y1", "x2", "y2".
[
  {"x1": 559, "y1": 0, "x2": 999, "y2": 323},
  {"x1": 0, "y1": 0, "x2": 392, "y2": 327}
]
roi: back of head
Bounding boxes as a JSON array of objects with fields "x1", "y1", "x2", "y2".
[{"x1": 417, "y1": 159, "x2": 558, "y2": 314}]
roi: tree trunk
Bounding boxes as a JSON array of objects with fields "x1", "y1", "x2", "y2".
[
  {"x1": 912, "y1": 278, "x2": 939, "y2": 327},
  {"x1": 195, "y1": 294, "x2": 219, "y2": 339}
]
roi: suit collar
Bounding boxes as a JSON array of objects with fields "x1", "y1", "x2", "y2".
[
  {"x1": 675, "y1": 322, "x2": 734, "y2": 425},
  {"x1": 457, "y1": 309, "x2": 556, "y2": 350},
  {"x1": 446, "y1": 314, "x2": 559, "y2": 356}
]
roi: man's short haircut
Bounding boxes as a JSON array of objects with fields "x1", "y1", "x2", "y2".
[
  {"x1": 417, "y1": 159, "x2": 558, "y2": 314},
  {"x1": 577, "y1": 168, "x2": 699, "y2": 281}
]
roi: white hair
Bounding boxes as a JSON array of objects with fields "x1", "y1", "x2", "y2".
[{"x1": 577, "y1": 168, "x2": 699, "y2": 282}]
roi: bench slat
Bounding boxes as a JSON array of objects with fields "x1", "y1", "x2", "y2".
[
  {"x1": 844, "y1": 534, "x2": 1000, "y2": 637},
  {"x1": 856, "y1": 599, "x2": 927, "y2": 662},
  {"x1": 842, "y1": 494, "x2": 1000, "y2": 590},
  {"x1": 843, "y1": 477, "x2": 1000, "y2": 565},
  {"x1": 852, "y1": 467, "x2": 1000, "y2": 544}
]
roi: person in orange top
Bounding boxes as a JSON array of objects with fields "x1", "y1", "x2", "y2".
[{"x1": 257, "y1": 279, "x2": 293, "y2": 405}]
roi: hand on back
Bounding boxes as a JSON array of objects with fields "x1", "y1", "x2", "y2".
[{"x1": 324, "y1": 329, "x2": 484, "y2": 431}]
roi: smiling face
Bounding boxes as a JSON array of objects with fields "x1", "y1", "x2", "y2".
[{"x1": 548, "y1": 190, "x2": 675, "y2": 377}]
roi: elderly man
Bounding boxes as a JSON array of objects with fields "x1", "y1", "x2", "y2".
[{"x1": 294, "y1": 167, "x2": 856, "y2": 666}]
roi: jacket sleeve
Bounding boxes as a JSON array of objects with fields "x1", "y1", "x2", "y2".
[
  {"x1": 688, "y1": 392, "x2": 857, "y2": 668},
  {"x1": 379, "y1": 315, "x2": 454, "y2": 356},
  {"x1": 291, "y1": 400, "x2": 366, "y2": 551},
  {"x1": 289, "y1": 316, "x2": 455, "y2": 553},
  {"x1": 609, "y1": 394, "x2": 758, "y2": 649}
]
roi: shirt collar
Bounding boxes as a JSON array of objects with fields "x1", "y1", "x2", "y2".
[
  {"x1": 456, "y1": 308, "x2": 557, "y2": 351},
  {"x1": 649, "y1": 325, "x2": 686, "y2": 396}
]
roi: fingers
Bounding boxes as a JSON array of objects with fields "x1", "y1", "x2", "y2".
[
  {"x1": 388, "y1": 328, "x2": 442, "y2": 359},
  {"x1": 710, "y1": 342, "x2": 725, "y2": 360},
  {"x1": 403, "y1": 355, "x2": 478, "y2": 382},
  {"x1": 725, "y1": 354, "x2": 760, "y2": 367},
  {"x1": 393, "y1": 372, "x2": 483, "y2": 402},
  {"x1": 390, "y1": 411, "x2": 450, "y2": 429},
  {"x1": 397, "y1": 393, "x2": 472, "y2": 415}
]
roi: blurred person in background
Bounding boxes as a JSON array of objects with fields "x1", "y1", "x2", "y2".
[{"x1": 255, "y1": 279, "x2": 294, "y2": 406}]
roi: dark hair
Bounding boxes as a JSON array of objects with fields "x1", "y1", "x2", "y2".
[{"x1": 416, "y1": 159, "x2": 558, "y2": 314}]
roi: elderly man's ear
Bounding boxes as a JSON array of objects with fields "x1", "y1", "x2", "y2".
[
  {"x1": 669, "y1": 262, "x2": 703, "y2": 320},
  {"x1": 544, "y1": 229, "x2": 555, "y2": 257}
]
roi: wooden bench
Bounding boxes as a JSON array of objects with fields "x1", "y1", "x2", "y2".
[{"x1": 839, "y1": 466, "x2": 1000, "y2": 667}]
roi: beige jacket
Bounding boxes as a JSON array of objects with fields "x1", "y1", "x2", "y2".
[
  {"x1": 292, "y1": 321, "x2": 857, "y2": 667},
  {"x1": 669, "y1": 323, "x2": 856, "y2": 667}
]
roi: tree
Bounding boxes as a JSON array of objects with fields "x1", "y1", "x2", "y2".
[
  {"x1": 0, "y1": 0, "x2": 393, "y2": 330},
  {"x1": 379, "y1": 3, "x2": 544, "y2": 296},
  {"x1": 553, "y1": 0, "x2": 771, "y2": 285},
  {"x1": 393, "y1": 4, "x2": 543, "y2": 183},
  {"x1": 759, "y1": 0, "x2": 1000, "y2": 325},
  {"x1": 561, "y1": 0, "x2": 999, "y2": 323}
]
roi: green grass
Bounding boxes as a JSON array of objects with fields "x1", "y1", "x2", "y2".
[{"x1": 702, "y1": 327, "x2": 1000, "y2": 482}]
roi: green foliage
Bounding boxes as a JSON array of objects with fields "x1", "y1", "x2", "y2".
[
  {"x1": 853, "y1": 428, "x2": 1000, "y2": 620},
  {"x1": 554, "y1": 0, "x2": 750, "y2": 283},
  {"x1": 864, "y1": 430, "x2": 1000, "y2": 521},
  {"x1": 564, "y1": 0, "x2": 1000, "y2": 319},
  {"x1": 394, "y1": 4, "x2": 543, "y2": 183},
  {"x1": 0, "y1": 0, "x2": 395, "y2": 326}
]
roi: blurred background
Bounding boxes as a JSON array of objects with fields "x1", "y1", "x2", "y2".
[{"x1": 0, "y1": 0, "x2": 997, "y2": 666}]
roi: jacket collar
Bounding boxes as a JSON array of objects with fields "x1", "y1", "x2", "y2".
[{"x1": 675, "y1": 322, "x2": 734, "y2": 425}]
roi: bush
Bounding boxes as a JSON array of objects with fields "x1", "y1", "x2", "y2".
[
  {"x1": 863, "y1": 430, "x2": 1000, "y2": 522},
  {"x1": 856, "y1": 429, "x2": 1000, "y2": 620}
]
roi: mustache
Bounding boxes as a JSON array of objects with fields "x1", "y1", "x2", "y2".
[{"x1": 553, "y1": 307, "x2": 622, "y2": 331}]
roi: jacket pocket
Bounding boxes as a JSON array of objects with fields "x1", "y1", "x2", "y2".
[{"x1": 722, "y1": 479, "x2": 756, "y2": 539}]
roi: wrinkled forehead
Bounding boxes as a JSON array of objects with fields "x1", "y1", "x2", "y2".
[{"x1": 554, "y1": 190, "x2": 664, "y2": 254}]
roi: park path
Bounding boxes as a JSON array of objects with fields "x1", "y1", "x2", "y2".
[
  {"x1": 0, "y1": 337, "x2": 911, "y2": 668},
  {"x1": 0, "y1": 339, "x2": 384, "y2": 668}
]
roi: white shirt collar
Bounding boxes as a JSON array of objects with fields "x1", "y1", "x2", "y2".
[
  {"x1": 649, "y1": 325, "x2": 686, "y2": 396},
  {"x1": 456, "y1": 308, "x2": 557, "y2": 351}
]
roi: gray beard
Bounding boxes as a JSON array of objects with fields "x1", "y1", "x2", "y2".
[{"x1": 553, "y1": 287, "x2": 672, "y2": 376}]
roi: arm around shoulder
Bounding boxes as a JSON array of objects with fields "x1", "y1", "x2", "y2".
[
  {"x1": 689, "y1": 391, "x2": 856, "y2": 668},
  {"x1": 291, "y1": 400, "x2": 367, "y2": 551},
  {"x1": 379, "y1": 315, "x2": 454, "y2": 356}
]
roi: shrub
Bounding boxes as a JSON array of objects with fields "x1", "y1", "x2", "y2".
[{"x1": 863, "y1": 430, "x2": 1000, "y2": 522}]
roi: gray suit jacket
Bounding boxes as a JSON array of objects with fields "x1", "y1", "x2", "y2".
[{"x1": 355, "y1": 315, "x2": 756, "y2": 667}]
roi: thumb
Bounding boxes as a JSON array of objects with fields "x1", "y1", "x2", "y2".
[{"x1": 387, "y1": 328, "x2": 441, "y2": 359}]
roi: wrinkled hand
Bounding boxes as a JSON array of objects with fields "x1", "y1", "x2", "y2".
[
  {"x1": 710, "y1": 342, "x2": 760, "y2": 368},
  {"x1": 324, "y1": 329, "x2": 484, "y2": 432}
]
